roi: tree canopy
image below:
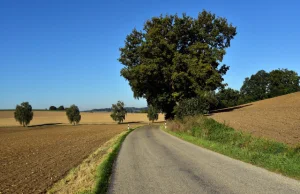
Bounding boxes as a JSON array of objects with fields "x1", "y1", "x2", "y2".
[
  {"x1": 14, "y1": 102, "x2": 33, "y2": 127},
  {"x1": 268, "y1": 69, "x2": 300, "y2": 97},
  {"x1": 119, "y1": 11, "x2": 237, "y2": 119},
  {"x1": 240, "y1": 69, "x2": 300, "y2": 103},
  {"x1": 216, "y1": 88, "x2": 240, "y2": 109},
  {"x1": 110, "y1": 101, "x2": 127, "y2": 124},
  {"x1": 58, "y1": 105, "x2": 65, "y2": 110},
  {"x1": 66, "y1": 105, "x2": 81, "y2": 125},
  {"x1": 240, "y1": 70, "x2": 269, "y2": 102},
  {"x1": 49, "y1": 106, "x2": 57, "y2": 110}
]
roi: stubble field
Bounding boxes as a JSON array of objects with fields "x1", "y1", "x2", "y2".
[{"x1": 0, "y1": 112, "x2": 164, "y2": 194}]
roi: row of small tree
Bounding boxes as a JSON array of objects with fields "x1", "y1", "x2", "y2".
[
  {"x1": 14, "y1": 101, "x2": 159, "y2": 127},
  {"x1": 14, "y1": 102, "x2": 81, "y2": 127},
  {"x1": 49, "y1": 105, "x2": 65, "y2": 111},
  {"x1": 110, "y1": 101, "x2": 159, "y2": 124}
]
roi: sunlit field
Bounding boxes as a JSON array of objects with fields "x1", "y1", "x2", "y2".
[{"x1": 0, "y1": 111, "x2": 165, "y2": 127}]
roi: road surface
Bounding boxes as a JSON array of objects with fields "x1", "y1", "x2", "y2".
[{"x1": 109, "y1": 126, "x2": 300, "y2": 194}]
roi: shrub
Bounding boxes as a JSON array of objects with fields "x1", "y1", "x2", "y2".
[
  {"x1": 14, "y1": 102, "x2": 33, "y2": 127},
  {"x1": 66, "y1": 105, "x2": 81, "y2": 125},
  {"x1": 174, "y1": 97, "x2": 210, "y2": 120}
]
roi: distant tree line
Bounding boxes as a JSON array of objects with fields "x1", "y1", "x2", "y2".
[
  {"x1": 49, "y1": 105, "x2": 65, "y2": 111},
  {"x1": 171, "y1": 68, "x2": 300, "y2": 119},
  {"x1": 14, "y1": 102, "x2": 81, "y2": 127},
  {"x1": 215, "y1": 68, "x2": 300, "y2": 109}
]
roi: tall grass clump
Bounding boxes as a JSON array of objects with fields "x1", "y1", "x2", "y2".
[{"x1": 167, "y1": 116, "x2": 300, "y2": 179}]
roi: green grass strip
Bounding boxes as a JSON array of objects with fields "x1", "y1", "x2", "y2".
[
  {"x1": 165, "y1": 117, "x2": 300, "y2": 180},
  {"x1": 80, "y1": 128, "x2": 136, "y2": 194},
  {"x1": 94, "y1": 128, "x2": 134, "y2": 194}
]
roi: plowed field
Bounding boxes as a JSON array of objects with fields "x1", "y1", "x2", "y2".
[
  {"x1": 0, "y1": 124, "x2": 140, "y2": 194},
  {"x1": 210, "y1": 92, "x2": 300, "y2": 145}
]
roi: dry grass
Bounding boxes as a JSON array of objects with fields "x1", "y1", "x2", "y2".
[
  {"x1": 47, "y1": 131, "x2": 127, "y2": 194},
  {"x1": 0, "y1": 111, "x2": 165, "y2": 126}
]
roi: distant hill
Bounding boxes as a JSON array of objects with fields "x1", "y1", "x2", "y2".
[{"x1": 85, "y1": 107, "x2": 148, "y2": 113}]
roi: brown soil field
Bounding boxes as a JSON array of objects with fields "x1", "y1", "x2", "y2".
[
  {"x1": 0, "y1": 124, "x2": 141, "y2": 194},
  {"x1": 0, "y1": 111, "x2": 165, "y2": 127},
  {"x1": 210, "y1": 92, "x2": 300, "y2": 146}
]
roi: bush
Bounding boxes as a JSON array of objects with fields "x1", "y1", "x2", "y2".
[
  {"x1": 66, "y1": 105, "x2": 81, "y2": 125},
  {"x1": 14, "y1": 102, "x2": 34, "y2": 127},
  {"x1": 174, "y1": 97, "x2": 210, "y2": 120}
]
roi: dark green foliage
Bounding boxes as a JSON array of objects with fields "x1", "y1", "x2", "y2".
[
  {"x1": 240, "y1": 69, "x2": 300, "y2": 104},
  {"x1": 268, "y1": 69, "x2": 300, "y2": 97},
  {"x1": 147, "y1": 105, "x2": 159, "y2": 123},
  {"x1": 57, "y1": 105, "x2": 65, "y2": 110},
  {"x1": 110, "y1": 101, "x2": 127, "y2": 124},
  {"x1": 168, "y1": 116, "x2": 300, "y2": 179},
  {"x1": 240, "y1": 70, "x2": 270, "y2": 102},
  {"x1": 14, "y1": 102, "x2": 33, "y2": 127},
  {"x1": 174, "y1": 96, "x2": 211, "y2": 119},
  {"x1": 49, "y1": 106, "x2": 57, "y2": 110},
  {"x1": 119, "y1": 11, "x2": 237, "y2": 119},
  {"x1": 216, "y1": 88, "x2": 240, "y2": 109},
  {"x1": 66, "y1": 105, "x2": 81, "y2": 125}
]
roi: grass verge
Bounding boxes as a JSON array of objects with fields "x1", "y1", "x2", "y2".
[
  {"x1": 165, "y1": 116, "x2": 300, "y2": 180},
  {"x1": 92, "y1": 128, "x2": 134, "y2": 194},
  {"x1": 47, "y1": 127, "x2": 136, "y2": 194}
]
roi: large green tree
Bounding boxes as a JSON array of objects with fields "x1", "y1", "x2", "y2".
[
  {"x1": 14, "y1": 102, "x2": 34, "y2": 127},
  {"x1": 119, "y1": 11, "x2": 237, "y2": 119}
]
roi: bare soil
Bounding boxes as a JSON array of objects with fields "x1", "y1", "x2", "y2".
[
  {"x1": 0, "y1": 124, "x2": 140, "y2": 194},
  {"x1": 210, "y1": 92, "x2": 300, "y2": 146}
]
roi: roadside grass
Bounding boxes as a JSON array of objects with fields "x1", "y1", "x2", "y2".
[
  {"x1": 92, "y1": 128, "x2": 134, "y2": 194},
  {"x1": 166, "y1": 116, "x2": 300, "y2": 179},
  {"x1": 48, "y1": 127, "x2": 136, "y2": 194}
]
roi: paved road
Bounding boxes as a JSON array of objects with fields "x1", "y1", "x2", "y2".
[{"x1": 109, "y1": 126, "x2": 300, "y2": 194}]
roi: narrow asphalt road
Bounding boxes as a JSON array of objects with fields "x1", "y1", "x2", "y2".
[{"x1": 109, "y1": 126, "x2": 300, "y2": 194}]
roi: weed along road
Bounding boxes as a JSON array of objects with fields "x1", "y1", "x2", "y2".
[{"x1": 109, "y1": 126, "x2": 300, "y2": 194}]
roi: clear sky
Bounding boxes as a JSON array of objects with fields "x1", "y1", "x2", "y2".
[{"x1": 1, "y1": 0, "x2": 299, "y2": 110}]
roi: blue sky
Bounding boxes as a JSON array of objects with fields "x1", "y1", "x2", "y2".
[{"x1": 1, "y1": 0, "x2": 299, "y2": 110}]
